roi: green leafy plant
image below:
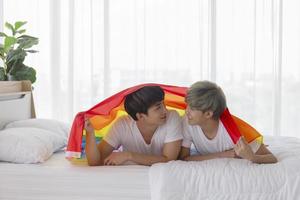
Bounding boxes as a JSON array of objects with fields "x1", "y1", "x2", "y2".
[{"x1": 0, "y1": 21, "x2": 38, "y2": 83}]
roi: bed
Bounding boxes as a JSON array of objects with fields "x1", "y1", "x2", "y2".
[
  {"x1": 149, "y1": 136, "x2": 300, "y2": 200},
  {"x1": 0, "y1": 81, "x2": 151, "y2": 200},
  {"x1": 0, "y1": 150, "x2": 150, "y2": 200},
  {"x1": 1, "y1": 82, "x2": 300, "y2": 200},
  {"x1": 1, "y1": 136, "x2": 300, "y2": 200}
]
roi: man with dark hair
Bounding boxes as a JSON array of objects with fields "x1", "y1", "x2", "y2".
[
  {"x1": 124, "y1": 86, "x2": 165, "y2": 120},
  {"x1": 85, "y1": 86, "x2": 183, "y2": 166}
]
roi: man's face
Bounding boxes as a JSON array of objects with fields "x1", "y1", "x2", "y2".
[
  {"x1": 143, "y1": 101, "x2": 167, "y2": 126},
  {"x1": 185, "y1": 105, "x2": 208, "y2": 126}
]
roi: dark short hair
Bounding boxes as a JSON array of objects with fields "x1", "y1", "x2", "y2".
[{"x1": 124, "y1": 86, "x2": 165, "y2": 120}]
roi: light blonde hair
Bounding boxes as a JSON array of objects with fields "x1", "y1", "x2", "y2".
[{"x1": 186, "y1": 81, "x2": 227, "y2": 120}]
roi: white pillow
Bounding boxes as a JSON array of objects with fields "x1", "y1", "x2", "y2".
[
  {"x1": 5, "y1": 118, "x2": 70, "y2": 140},
  {"x1": 0, "y1": 127, "x2": 65, "y2": 164}
]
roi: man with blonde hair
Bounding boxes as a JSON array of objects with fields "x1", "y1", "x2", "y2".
[{"x1": 180, "y1": 81, "x2": 277, "y2": 164}]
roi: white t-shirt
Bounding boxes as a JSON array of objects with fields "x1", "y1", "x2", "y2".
[
  {"x1": 104, "y1": 110, "x2": 183, "y2": 155},
  {"x1": 182, "y1": 115, "x2": 260, "y2": 155}
]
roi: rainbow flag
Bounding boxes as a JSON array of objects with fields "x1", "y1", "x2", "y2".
[{"x1": 66, "y1": 83, "x2": 262, "y2": 161}]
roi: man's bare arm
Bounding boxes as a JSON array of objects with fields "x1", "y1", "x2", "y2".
[
  {"x1": 131, "y1": 140, "x2": 182, "y2": 165},
  {"x1": 179, "y1": 147, "x2": 190, "y2": 160},
  {"x1": 104, "y1": 140, "x2": 182, "y2": 166},
  {"x1": 84, "y1": 119, "x2": 114, "y2": 166},
  {"x1": 234, "y1": 137, "x2": 277, "y2": 164},
  {"x1": 250, "y1": 144, "x2": 278, "y2": 164},
  {"x1": 181, "y1": 148, "x2": 236, "y2": 161}
]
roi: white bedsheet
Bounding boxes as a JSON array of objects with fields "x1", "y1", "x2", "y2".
[
  {"x1": 149, "y1": 136, "x2": 300, "y2": 200},
  {"x1": 2, "y1": 136, "x2": 300, "y2": 200},
  {"x1": 0, "y1": 151, "x2": 150, "y2": 200}
]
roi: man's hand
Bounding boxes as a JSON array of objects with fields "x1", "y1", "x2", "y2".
[
  {"x1": 222, "y1": 149, "x2": 239, "y2": 158},
  {"x1": 104, "y1": 152, "x2": 131, "y2": 166},
  {"x1": 234, "y1": 136, "x2": 255, "y2": 161},
  {"x1": 84, "y1": 118, "x2": 95, "y2": 134}
]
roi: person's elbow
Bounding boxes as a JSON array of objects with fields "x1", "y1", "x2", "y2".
[
  {"x1": 262, "y1": 156, "x2": 278, "y2": 164},
  {"x1": 162, "y1": 155, "x2": 177, "y2": 162},
  {"x1": 87, "y1": 161, "x2": 98, "y2": 166},
  {"x1": 252, "y1": 154, "x2": 278, "y2": 164},
  {"x1": 87, "y1": 159, "x2": 102, "y2": 166},
  {"x1": 178, "y1": 153, "x2": 189, "y2": 161},
  {"x1": 178, "y1": 150, "x2": 191, "y2": 161},
  {"x1": 270, "y1": 155, "x2": 278, "y2": 164},
  {"x1": 164, "y1": 150, "x2": 182, "y2": 162}
]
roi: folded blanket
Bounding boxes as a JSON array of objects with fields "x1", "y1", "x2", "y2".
[{"x1": 66, "y1": 83, "x2": 262, "y2": 160}]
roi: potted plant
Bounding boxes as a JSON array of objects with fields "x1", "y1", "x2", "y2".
[{"x1": 0, "y1": 21, "x2": 39, "y2": 84}]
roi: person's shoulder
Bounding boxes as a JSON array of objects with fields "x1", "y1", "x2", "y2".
[
  {"x1": 166, "y1": 110, "x2": 182, "y2": 124},
  {"x1": 216, "y1": 120, "x2": 231, "y2": 138},
  {"x1": 113, "y1": 115, "x2": 134, "y2": 127},
  {"x1": 107, "y1": 115, "x2": 134, "y2": 138},
  {"x1": 167, "y1": 109, "x2": 181, "y2": 118},
  {"x1": 181, "y1": 113, "x2": 188, "y2": 121},
  {"x1": 181, "y1": 114, "x2": 194, "y2": 132},
  {"x1": 218, "y1": 120, "x2": 227, "y2": 133},
  {"x1": 181, "y1": 114, "x2": 189, "y2": 125}
]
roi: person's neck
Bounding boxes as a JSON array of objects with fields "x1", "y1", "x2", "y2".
[
  {"x1": 199, "y1": 119, "x2": 219, "y2": 140},
  {"x1": 136, "y1": 121, "x2": 158, "y2": 137}
]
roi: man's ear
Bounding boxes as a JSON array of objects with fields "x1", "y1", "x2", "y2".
[
  {"x1": 204, "y1": 110, "x2": 213, "y2": 119},
  {"x1": 136, "y1": 113, "x2": 145, "y2": 121}
]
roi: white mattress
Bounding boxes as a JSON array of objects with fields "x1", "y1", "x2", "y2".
[
  {"x1": 0, "y1": 151, "x2": 150, "y2": 200},
  {"x1": 1, "y1": 136, "x2": 300, "y2": 200},
  {"x1": 149, "y1": 136, "x2": 300, "y2": 200}
]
